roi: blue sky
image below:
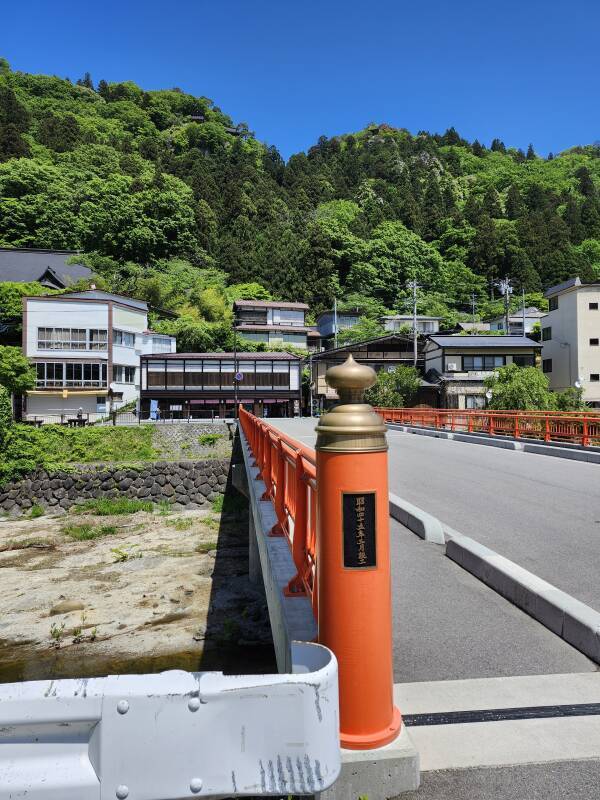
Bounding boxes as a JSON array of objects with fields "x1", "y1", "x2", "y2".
[{"x1": 3, "y1": 0, "x2": 599, "y2": 159}]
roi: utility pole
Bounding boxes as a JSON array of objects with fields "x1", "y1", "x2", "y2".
[
  {"x1": 233, "y1": 313, "x2": 238, "y2": 418},
  {"x1": 333, "y1": 297, "x2": 338, "y2": 350},
  {"x1": 522, "y1": 287, "x2": 526, "y2": 337},
  {"x1": 407, "y1": 279, "x2": 420, "y2": 367},
  {"x1": 496, "y1": 278, "x2": 513, "y2": 335},
  {"x1": 471, "y1": 292, "x2": 477, "y2": 326},
  {"x1": 308, "y1": 353, "x2": 314, "y2": 418}
]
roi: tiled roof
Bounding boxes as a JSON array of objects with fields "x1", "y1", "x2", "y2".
[
  {"x1": 233, "y1": 300, "x2": 309, "y2": 310},
  {"x1": 142, "y1": 352, "x2": 301, "y2": 360},
  {"x1": 0, "y1": 247, "x2": 91, "y2": 287},
  {"x1": 427, "y1": 335, "x2": 540, "y2": 348}
]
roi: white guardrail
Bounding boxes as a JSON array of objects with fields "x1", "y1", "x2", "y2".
[{"x1": 0, "y1": 643, "x2": 340, "y2": 800}]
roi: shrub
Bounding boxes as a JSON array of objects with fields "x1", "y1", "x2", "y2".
[
  {"x1": 78, "y1": 498, "x2": 153, "y2": 516},
  {"x1": 61, "y1": 523, "x2": 117, "y2": 540},
  {"x1": 28, "y1": 504, "x2": 44, "y2": 518},
  {"x1": 198, "y1": 433, "x2": 222, "y2": 447}
]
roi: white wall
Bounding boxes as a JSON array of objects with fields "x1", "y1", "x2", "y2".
[{"x1": 26, "y1": 299, "x2": 109, "y2": 359}]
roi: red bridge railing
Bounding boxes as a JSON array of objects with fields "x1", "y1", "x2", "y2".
[
  {"x1": 238, "y1": 407, "x2": 319, "y2": 615},
  {"x1": 376, "y1": 408, "x2": 600, "y2": 447}
]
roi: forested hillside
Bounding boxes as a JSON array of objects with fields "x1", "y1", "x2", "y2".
[{"x1": 1, "y1": 58, "x2": 600, "y2": 347}]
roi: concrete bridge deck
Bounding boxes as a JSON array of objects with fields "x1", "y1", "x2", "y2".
[{"x1": 267, "y1": 418, "x2": 600, "y2": 615}]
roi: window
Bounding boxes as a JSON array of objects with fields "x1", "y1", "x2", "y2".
[
  {"x1": 113, "y1": 365, "x2": 136, "y2": 383},
  {"x1": 89, "y1": 329, "x2": 108, "y2": 350},
  {"x1": 549, "y1": 297, "x2": 559, "y2": 311},
  {"x1": 147, "y1": 360, "x2": 166, "y2": 388},
  {"x1": 113, "y1": 329, "x2": 136, "y2": 347},
  {"x1": 65, "y1": 363, "x2": 107, "y2": 387},
  {"x1": 591, "y1": 374, "x2": 600, "y2": 382},
  {"x1": 37, "y1": 327, "x2": 86, "y2": 350},
  {"x1": 36, "y1": 362, "x2": 64, "y2": 387},
  {"x1": 590, "y1": 338, "x2": 599, "y2": 346},
  {"x1": 542, "y1": 359, "x2": 553, "y2": 373},
  {"x1": 542, "y1": 327, "x2": 552, "y2": 341},
  {"x1": 590, "y1": 303, "x2": 599, "y2": 311},
  {"x1": 512, "y1": 355, "x2": 536, "y2": 367},
  {"x1": 463, "y1": 355, "x2": 505, "y2": 371},
  {"x1": 150, "y1": 336, "x2": 172, "y2": 353}
]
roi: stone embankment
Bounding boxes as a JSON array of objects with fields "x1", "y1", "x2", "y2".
[{"x1": 0, "y1": 460, "x2": 229, "y2": 515}]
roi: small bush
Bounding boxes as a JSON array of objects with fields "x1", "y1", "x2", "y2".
[
  {"x1": 78, "y1": 498, "x2": 153, "y2": 516},
  {"x1": 166, "y1": 517, "x2": 195, "y2": 531},
  {"x1": 61, "y1": 522, "x2": 117, "y2": 541},
  {"x1": 28, "y1": 504, "x2": 44, "y2": 519},
  {"x1": 195, "y1": 540, "x2": 218, "y2": 554},
  {"x1": 198, "y1": 433, "x2": 222, "y2": 447},
  {"x1": 211, "y1": 495, "x2": 224, "y2": 512},
  {"x1": 155, "y1": 500, "x2": 172, "y2": 516}
]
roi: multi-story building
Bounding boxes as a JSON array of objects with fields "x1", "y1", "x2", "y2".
[
  {"x1": 22, "y1": 290, "x2": 175, "y2": 419},
  {"x1": 309, "y1": 334, "x2": 427, "y2": 411},
  {"x1": 381, "y1": 315, "x2": 443, "y2": 334},
  {"x1": 316, "y1": 308, "x2": 363, "y2": 348},
  {"x1": 487, "y1": 307, "x2": 546, "y2": 335},
  {"x1": 233, "y1": 300, "x2": 310, "y2": 349},
  {"x1": 541, "y1": 278, "x2": 600, "y2": 406},
  {"x1": 140, "y1": 352, "x2": 302, "y2": 419},
  {"x1": 423, "y1": 335, "x2": 541, "y2": 409}
]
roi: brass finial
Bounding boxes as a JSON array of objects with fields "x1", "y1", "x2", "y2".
[{"x1": 315, "y1": 355, "x2": 388, "y2": 453}]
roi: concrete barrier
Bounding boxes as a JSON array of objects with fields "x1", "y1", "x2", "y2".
[
  {"x1": 446, "y1": 532, "x2": 600, "y2": 664},
  {"x1": 389, "y1": 493, "x2": 445, "y2": 544},
  {"x1": 237, "y1": 430, "x2": 317, "y2": 673},
  {"x1": 389, "y1": 423, "x2": 600, "y2": 463}
]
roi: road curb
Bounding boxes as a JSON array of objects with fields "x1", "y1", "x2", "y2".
[
  {"x1": 389, "y1": 493, "x2": 445, "y2": 544},
  {"x1": 388, "y1": 423, "x2": 600, "y2": 463},
  {"x1": 446, "y1": 532, "x2": 600, "y2": 664}
]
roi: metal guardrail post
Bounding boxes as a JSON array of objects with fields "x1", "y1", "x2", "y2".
[
  {"x1": 315, "y1": 355, "x2": 401, "y2": 750},
  {"x1": 0, "y1": 643, "x2": 340, "y2": 799}
]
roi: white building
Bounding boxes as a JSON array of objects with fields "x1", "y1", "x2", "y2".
[
  {"x1": 381, "y1": 315, "x2": 442, "y2": 334},
  {"x1": 22, "y1": 290, "x2": 176, "y2": 420},
  {"x1": 233, "y1": 300, "x2": 310, "y2": 349},
  {"x1": 487, "y1": 307, "x2": 546, "y2": 335},
  {"x1": 541, "y1": 278, "x2": 600, "y2": 406}
]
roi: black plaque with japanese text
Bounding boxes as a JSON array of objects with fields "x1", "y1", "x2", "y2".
[{"x1": 342, "y1": 492, "x2": 376, "y2": 569}]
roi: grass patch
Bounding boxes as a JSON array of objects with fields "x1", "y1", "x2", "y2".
[
  {"x1": 1, "y1": 425, "x2": 158, "y2": 486},
  {"x1": 155, "y1": 500, "x2": 172, "y2": 516},
  {"x1": 166, "y1": 517, "x2": 195, "y2": 531},
  {"x1": 78, "y1": 498, "x2": 153, "y2": 516},
  {"x1": 211, "y1": 495, "x2": 224, "y2": 512},
  {"x1": 0, "y1": 536, "x2": 56, "y2": 552},
  {"x1": 195, "y1": 540, "x2": 218, "y2": 554},
  {"x1": 28, "y1": 504, "x2": 45, "y2": 519},
  {"x1": 61, "y1": 522, "x2": 117, "y2": 541},
  {"x1": 198, "y1": 433, "x2": 222, "y2": 447}
]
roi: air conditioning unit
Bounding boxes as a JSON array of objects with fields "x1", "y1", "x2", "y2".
[{"x1": 447, "y1": 362, "x2": 458, "y2": 371}]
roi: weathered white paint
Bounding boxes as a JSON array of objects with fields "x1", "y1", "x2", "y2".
[{"x1": 0, "y1": 643, "x2": 340, "y2": 799}]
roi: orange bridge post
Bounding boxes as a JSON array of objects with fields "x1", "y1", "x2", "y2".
[{"x1": 315, "y1": 355, "x2": 401, "y2": 750}]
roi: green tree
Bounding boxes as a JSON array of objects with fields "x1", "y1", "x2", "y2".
[
  {"x1": 484, "y1": 364, "x2": 554, "y2": 410},
  {"x1": 337, "y1": 317, "x2": 385, "y2": 345},
  {"x1": 0, "y1": 385, "x2": 13, "y2": 446},
  {"x1": 365, "y1": 366, "x2": 421, "y2": 408},
  {"x1": 0, "y1": 346, "x2": 35, "y2": 394}
]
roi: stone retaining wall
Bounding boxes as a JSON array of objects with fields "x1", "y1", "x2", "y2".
[{"x1": 0, "y1": 460, "x2": 229, "y2": 515}]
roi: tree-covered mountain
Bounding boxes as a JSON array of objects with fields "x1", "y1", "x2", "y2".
[{"x1": 1, "y1": 58, "x2": 599, "y2": 340}]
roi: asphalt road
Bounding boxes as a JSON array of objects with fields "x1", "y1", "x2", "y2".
[{"x1": 268, "y1": 418, "x2": 600, "y2": 612}]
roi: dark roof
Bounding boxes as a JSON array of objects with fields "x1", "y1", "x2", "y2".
[
  {"x1": 60, "y1": 290, "x2": 148, "y2": 311},
  {"x1": 310, "y1": 333, "x2": 414, "y2": 360},
  {"x1": 382, "y1": 314, "x2": 443, "y2": 321},
  {"x1": 427, "y1": 335, "x2": 541, "y2": 349},
  {"x1": 142, "y1": 352, "x2": 301, "y2": 360},
  {"x1": 236, "y1": 324, "x2": 310, "y2": 333},
  {"x1": 544, "y1": 277, "x2": 582, "y2": 297},
  {"x1": 233, "y1": 299, "x2": 309, "y2": 310},
  {"x1": 0, "y1": 248, "x2": 92, "y2": 287}
]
